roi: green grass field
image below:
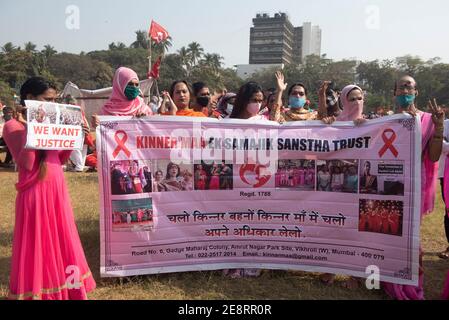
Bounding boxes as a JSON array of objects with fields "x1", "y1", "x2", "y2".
[{"x1": 0, "y1": 169, "x2": 448, "y2": 300}]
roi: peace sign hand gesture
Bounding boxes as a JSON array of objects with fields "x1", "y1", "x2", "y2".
[{"x1": 428, "y1": 98, "x2": 445, "y2": 129}]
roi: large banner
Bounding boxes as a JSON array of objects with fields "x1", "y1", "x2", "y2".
[
  {"x1": 97, "y1": 115, "x2": 421, "y2": 286},
  {"x1": 25, "y1": 101, "x2": 84, "y2": 150}
]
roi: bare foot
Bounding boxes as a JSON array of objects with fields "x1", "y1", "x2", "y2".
[
  {"x1": 320, "y1": 273, "x2": 335, "y2": 285},
  {"x1": 341, "y1": 277, "x2": 360, "y2": 290}
]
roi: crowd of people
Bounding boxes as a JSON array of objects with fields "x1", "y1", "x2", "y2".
[
  {"x1": 359, "y1": 200, "x2": 403, "y2": 236},
  {"x1": 1, "y1": 64, "x2": 449, "y2": 300},
  {"x1": 194, "y1": 161, "x2": 233, "y2": 191},
  {"x1": 275, "y1": 160, "x2": 315, "y2": 190},
  {"x1": 317, "y1": 160, "x2": 359, "y2": 193}
]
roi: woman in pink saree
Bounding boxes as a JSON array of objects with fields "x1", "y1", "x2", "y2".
[
  {"x1": 3, "y1": 77, "x2": 96, "y2": 300},
  {"x1": 383, "y1": 76, "x2": 444, "y2": 300}
]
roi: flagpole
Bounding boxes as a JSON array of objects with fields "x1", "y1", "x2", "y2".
[{"x1": 148, "y1": 36, "x2": 153, "y2": 105}]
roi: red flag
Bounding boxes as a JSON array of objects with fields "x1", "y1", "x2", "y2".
[
  {"x1": 149, "y1": 21, "x2": 169, "y2": 44},
  {"x1": 148, "y1": 56, "x2": 162, "y2": 79}
]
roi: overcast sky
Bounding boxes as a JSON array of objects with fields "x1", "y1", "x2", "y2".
[{"x1": 1, "y1": 0, "x2": 448, "y2": 67}]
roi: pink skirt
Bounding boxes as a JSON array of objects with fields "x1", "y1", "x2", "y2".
[{"x1": 9, "y1": 157, "x2": 96, "y2": 300}]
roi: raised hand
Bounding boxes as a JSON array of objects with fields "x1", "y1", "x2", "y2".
[
  {"x1": 275, "y1": 71, "x2": 288, "y2": 92},
  {"x1": 318, "y1": 81, "x2": 331, "y2": 99},
  {"x1": 82, "y1": 123, "x2": 90, "y2": 135},
  {"x1": 428, "y1": 98, "x2": 445, "y2": 128},
  {"x1": 91, "y1": 114, "x2": 100, "y2": 129}
]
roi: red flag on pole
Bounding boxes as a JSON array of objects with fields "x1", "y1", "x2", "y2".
[
  {"x1": 148, "y1": 56, "x2": 162, "y2": 79},
  {"x1": 149, "y1": 21, "x2": 169, "y2": 44}
]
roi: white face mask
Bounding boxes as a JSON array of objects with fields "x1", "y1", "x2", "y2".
[{"x1": 226, "y1": 104, "x2": 234, "y2": 115}]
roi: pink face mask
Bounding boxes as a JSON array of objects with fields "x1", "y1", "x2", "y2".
[
  {"x1": 247, "y1": 102, "x2": 262, "y2": 116},
  {"x1": 349, "y1": 99, "x2": 364, "y2": 109}
]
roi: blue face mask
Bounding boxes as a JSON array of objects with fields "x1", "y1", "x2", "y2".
[
  {"x1": 289, "y1": 97, "x2": 306, "y2": 109},
  {"x1": 124, "y1": 85, "x2": 140, "y2": 101},
  {"x1": 395, "y1": 95, "x2": 415, "y2": 108}
]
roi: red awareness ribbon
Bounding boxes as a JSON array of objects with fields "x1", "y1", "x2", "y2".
[
  {"x1": 378, "y1": 129, "x2": 399, "y2": 158},
  {"x1": 112, "y1": 130, "x2": 131, "y2": 158}
]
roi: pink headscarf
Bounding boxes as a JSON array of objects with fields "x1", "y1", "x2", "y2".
[
  {"x1": 101, "y1": 67, "x2": 153, "y2": 116},
  {"x1": 337, "y1": 85, "x2": 364, "y2": 121}
]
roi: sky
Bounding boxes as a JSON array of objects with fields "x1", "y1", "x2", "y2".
[{"x1": 1, "y1": 0, "x2": 448, "y2": 67}]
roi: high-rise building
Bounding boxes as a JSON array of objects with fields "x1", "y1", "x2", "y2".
[
  {"x1": 300, "y1": 22, "x2": 322, "y2": 62},
  {"x1": 249, "y1": 12, "x2": 294, "y2": 65},
  {"x1": 249, "y1": 13, "x2": 322, "y2": 65}
]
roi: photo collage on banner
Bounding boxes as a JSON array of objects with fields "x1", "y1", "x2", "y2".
[{"x1": 110, "y1": 159, "x2": 154, "y2": 232}]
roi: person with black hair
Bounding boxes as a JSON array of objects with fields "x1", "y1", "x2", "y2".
[
  {"x1": 230, "y1": 82, "x2": 266, "y2": 120},
  {"x1": 160, "y1": 80, "x2": 207, "y2": 117},
  {"x1": 271, "y1": 71, "x2": 318, "y2": 122},
  {"x1": 2, "y1": 77, "x2": 96, "y2": 300},
  {"x1": 192, "y1": 82, "x2": 212, "y2": 116}
]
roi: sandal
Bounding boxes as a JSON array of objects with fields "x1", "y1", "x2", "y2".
[
  {"x1": 341, "y1": 277, "x2": 361, "y2": 290},
  {"x1": 320, "y1": 273, "x2": 335, "y2": 285},
  {"x1": 438, "y1": 247, "x2": 449, "y2": 260}
]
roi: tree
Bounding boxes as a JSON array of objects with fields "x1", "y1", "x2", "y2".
[
  {"x1": 0, "y1": 80, "x2": 16, "y2": 106},
  {"x1": 152, "y1": 37, "x2": 173, "y2": 57},
  {"x1": 177, "y1": 47, "x2": 192, "y2": 74},
  {"x1": 131, "y1": 30, "x2": 149, "y2": 49},
  {"x1": 24, "y1": 42, "x2": 37, "y2": 53},
  {"x1": 42, "y1": 45, "x2": 57, "y2": 59},
  {"x1": 187, "y1": 42, "x2": 204, "y2": 67},
  {"x1": 2, "y1": 42, "x2": 17, "y2": 53},
  {"x1": 48, "y1": 53, "x2": 113, "y2": 89},
  {"x1": 201, "y1": 53, "x2": 224, "y2": 72}
]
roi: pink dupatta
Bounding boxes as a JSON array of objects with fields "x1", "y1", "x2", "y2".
[
  {"x1": 383, "y1": 112, "x2": 437, "y2": 300},
  {"x1": 421, "y1": 112, "x2": 438, "y2": 216},
  {"x1": 336, "y1": 85, "x2": 364, "y2": 121},
  {"x1": 101, "y1": 67, "x2": 153, "y2": 117},
  {"x1": 443, "y1": 272, "x2": 449, "y2": 299}
]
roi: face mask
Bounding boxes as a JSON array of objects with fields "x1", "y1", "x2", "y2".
[
  {"x1": 289, "y1": 97, "x2": 306, "y2": 109},
  {"x1": 226, "y1": 104, "x2": 234, "y2": 115},
  {"x1": 124, "y1": 85, "x2": 140, "y2": 101},
  {"x1": 395, "y1": 95, "x2": 415, "y2": 108},
  {"x1": 197, "y1": 96, "x2": 210, "y2": 107},
  {"x1": 349, "y1": 100, "x2": 364, "y2": 110},
  {"x1": 3, "y1": 114, "x2": 12, "y2": 122},
  {"x1": 247, "y1": 102, "x2": 262, "y2": 116}
]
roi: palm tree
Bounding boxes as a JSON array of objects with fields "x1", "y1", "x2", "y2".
[
  {"x1": 177, "y1": 46, "x2": 192, "y2": 75},
  {"x1": 187, "y1": 42, "x2": 204, "y2": 67},
  {"x1": 108, "y1": 42, "x2": 117, "y2": 50},
  {"x1": 2, "y1": 42, "x2": 17, "y2": 53},
  {"x1": 42, "y1": 45, "x2": 57, "y2": 58},
  {"x1": 202, "y1": 53, "x2": 224, "y2": 71},
  {"x1": 117, "y1": 42, "x2": 127, "y2": 50},
  {"x1": 153, "y1": 36, "x2": 173, "y2": 56},
  {"x1": 24, "y1": 42, "x2": 37, "y2": 52},
  {"x1": 131, "y1": 30, "x2": 149, "y2": 49}
]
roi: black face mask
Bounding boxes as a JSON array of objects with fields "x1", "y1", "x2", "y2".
[
  {"x1": 3, "y1": 114, "x2": 13, "y2": 122},
  {"x1": 197, "y1": 96, "x2": 210, "y2": 107}
]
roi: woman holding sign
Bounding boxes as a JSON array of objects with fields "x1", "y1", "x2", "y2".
[
  {"x1": 383, "y1": 75, "x2": 444, "y2": 300},
  {"x1": 3, "y1": 77, "x2": 96, "y2": 300}
]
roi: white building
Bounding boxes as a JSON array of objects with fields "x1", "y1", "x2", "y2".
[{"x1": 301, "y1": 22, "x2": 322, "y2": 60}]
